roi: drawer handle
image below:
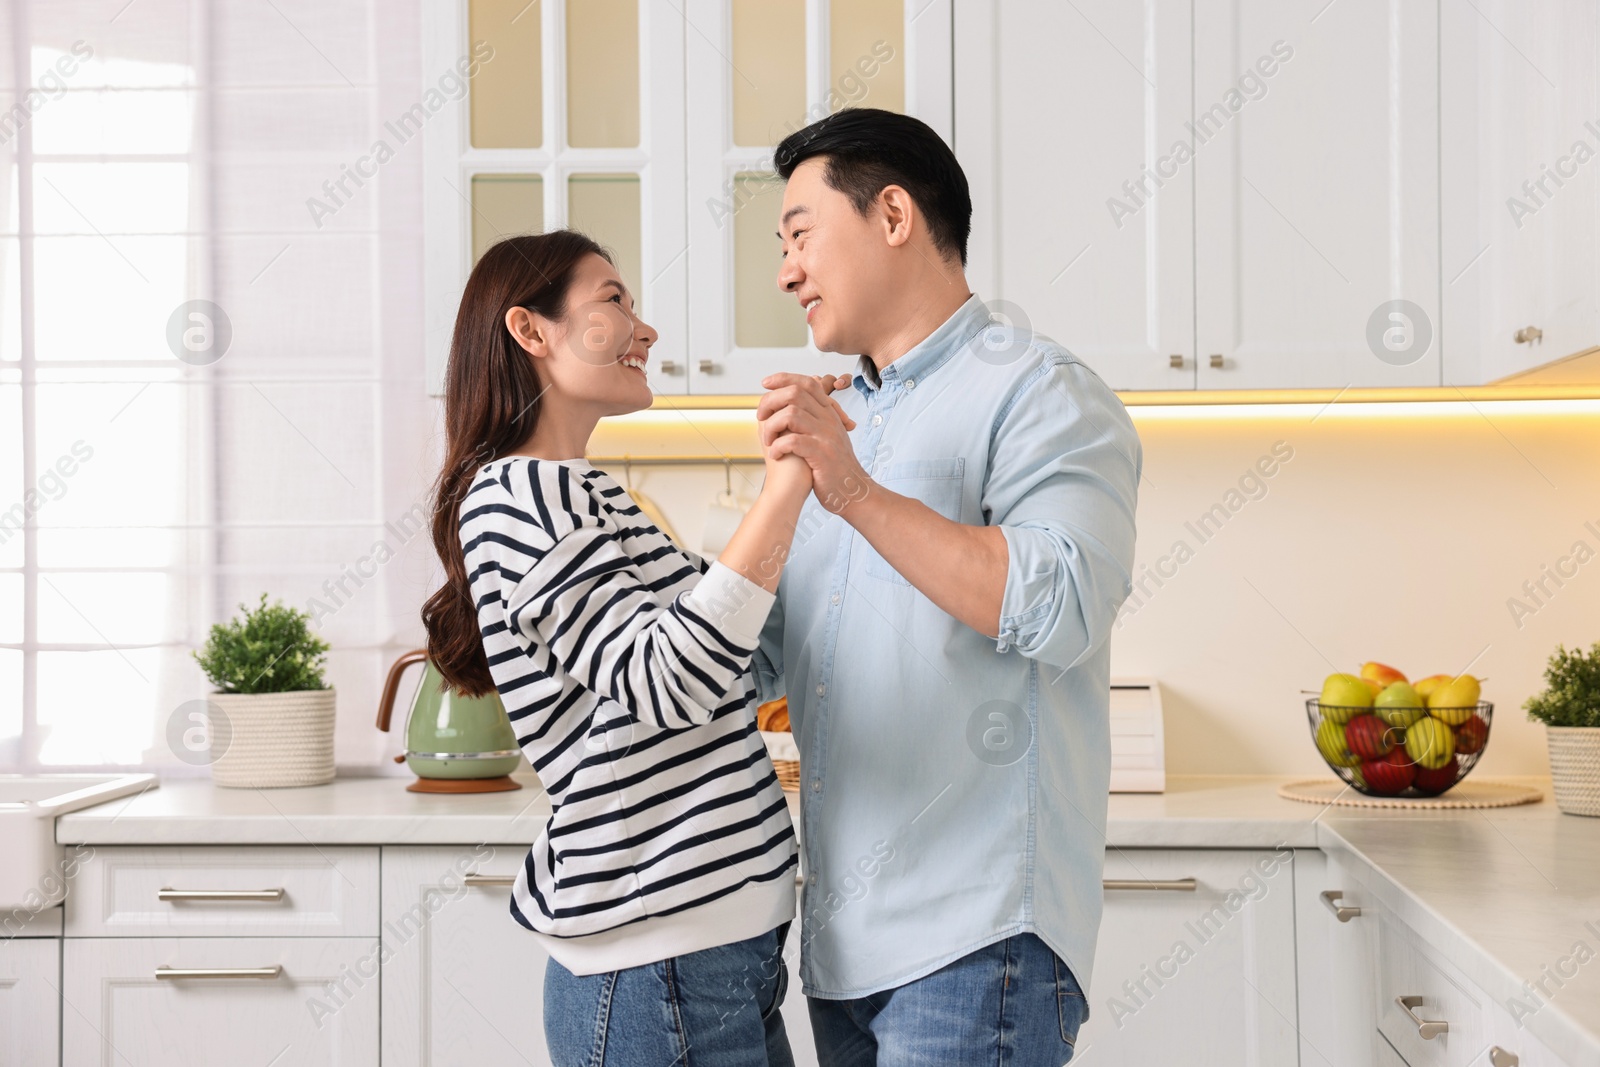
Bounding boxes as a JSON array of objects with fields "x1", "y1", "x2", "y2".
[
  {"x1": 158, "y1": 888, "x2": 285, "y2": 902},
  {"x1": 463, "y1": 873, "x2": 516, "y2": 887},
  {"x1": 1490, "y1": 1049, "x2": 1519, "y2": 1067},
  {"x1": 155, "y1": 965, "x2": 283, "y2": 980},
  {"x1": 1396, "y1": 995, "x2": 1449, "y2": 1040},
  {"x1": 1320, "y1": 889, "x2": 1362, "y2": 922},
  {"x1": 1103, "y1": 878, "x2": 1197, "y2": 891}
]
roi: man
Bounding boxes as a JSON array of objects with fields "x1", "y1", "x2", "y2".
[{"x1": 753, "y1": 108, "x2": 1142, "y2": 1065}]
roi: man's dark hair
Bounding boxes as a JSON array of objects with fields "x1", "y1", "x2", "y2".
[{"x1": 774, "y1": 108, "x2": 972, "y2": 267}]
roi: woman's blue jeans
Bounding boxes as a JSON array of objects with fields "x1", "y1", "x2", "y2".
[{"x1": 544, "y1": 923, "x2": 794, "y2": 1067}]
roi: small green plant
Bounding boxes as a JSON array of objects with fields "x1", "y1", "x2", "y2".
[
  {"x1": 1525, "y1": 641, "x2": 1600, "y2": 729},
  {"x1": 193, "y1": 593, "x2": 331, "y2": 695}
]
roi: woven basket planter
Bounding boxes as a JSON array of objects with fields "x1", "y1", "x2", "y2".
[
  {"x1": 1546, "y1": 726, "x2": 1600, "y2": 818},
  {"x1": 207, "y1": 689, "x2": 337, "y2": 788}
]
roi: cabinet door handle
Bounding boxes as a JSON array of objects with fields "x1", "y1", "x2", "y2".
[
  {"x1": 1489, "y1": 1048, "x2": 1519, "y2": 1067},
  {"x1": 1103, "y1": 878, "x2": 1197, "y2": 891},
  {"x1": 1395, "y1": 995, "x2": 1449, "y2": 1040},
  {"x1": 658, "y1": 360, "x2": 679, "y2": 374},
  {"x1": 155, "y1": 965, "x2": 283, "y2": 980},
  {"x1": 157, "y1": 888, "x2": 285, "y2": 902},
  {"x1": 698, "y1": 359, "x2": 718, "y2": 375},
  {"x1": 463, "y1": 873, "x2": 515, "y2": 887},
  {"x1": 1320, "y1": 889, "x2": 1362, "y2": 922},
  {"x1": 1513, "y1": 326, "x2": 1542, "y2": 344},
  {"x1": 1168, "y1": 354, "x2": 1185, "y2": 369},
  {"x1": 1209, "y1": 353, "x2": 1225, "y2": 369}
]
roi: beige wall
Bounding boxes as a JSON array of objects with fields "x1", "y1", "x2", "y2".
[{"x1": 579, "y1": 400, "x2": 1600, "y2": 777}]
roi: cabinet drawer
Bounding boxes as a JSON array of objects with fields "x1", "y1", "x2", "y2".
[
  {"x1": 1376, "y1": 909, "x2": 1485, "y2": 1067},
  {"x1": 63, "y1": 937, "x2": 378, "y2": 1065},
  {"x1": 65, "y1": 846, "x2": 378, "y2": 937}
]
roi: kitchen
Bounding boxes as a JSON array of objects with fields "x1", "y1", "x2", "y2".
[{"x1": 3, "y1": 0, "x2": 1600, "y2": 1064}]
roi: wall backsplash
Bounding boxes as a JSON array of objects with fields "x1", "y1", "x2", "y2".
[{"x1": 418, "y1": 397, "x2": 1600, "y2": 778}]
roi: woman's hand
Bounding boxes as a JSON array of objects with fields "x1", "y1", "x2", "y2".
[{"x1": 762, "y1": 447, "x2": 814, "y2": 503}]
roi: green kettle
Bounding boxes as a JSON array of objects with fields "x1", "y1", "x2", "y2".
[{"x1": 375, "y1": 649, "x2": 523, "y2": 793}]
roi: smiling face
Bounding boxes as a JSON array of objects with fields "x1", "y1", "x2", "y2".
[
  {"x1": 506, "y1": 252, "x2": 657, "y2": 417},
  {"x1": 776, "y1": 158, "x2": 899, "y2": 358}
]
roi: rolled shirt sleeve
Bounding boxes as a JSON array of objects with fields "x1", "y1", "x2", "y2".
[{"x1": 983, "y1": 358, "x2": 1141, "y2": 670}]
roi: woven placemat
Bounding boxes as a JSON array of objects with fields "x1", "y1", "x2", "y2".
[{"x1": 1277, "y1": 778, "x2": 1542, "y2": 809}]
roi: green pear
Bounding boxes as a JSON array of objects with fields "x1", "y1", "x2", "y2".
[
  {"x1": 1315, "y1": 718, "x2": 1361, "y2": 767},
  {"x1": 1375, "y1": 682, "x2": 1426, "y2": 728},
  {"x1": 1319, "y1": 673, "x2": 1374, "y2": 723}
]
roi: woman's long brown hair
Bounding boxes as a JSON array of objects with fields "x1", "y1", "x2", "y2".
[{"x1": 423, "y1": 230, "x2": 610, "y2": 696}]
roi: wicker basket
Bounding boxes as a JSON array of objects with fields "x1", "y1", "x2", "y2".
[
  {"x1": 772, "y1": 760, "x2": 801, "y2": 792},
  {"x1": 1546, "y1": 726, "x2": 1600, "y2": 817},
  {"x1": 207, "y1": 689, "x2": 337, "y2": 788}
]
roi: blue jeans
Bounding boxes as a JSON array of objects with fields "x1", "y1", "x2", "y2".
[
  {"x1": 807, "y1": 933, "x2": 1087, "y2": 1066},
  {"x1": 543, "y1": 923, "x2": 795, "y2": 1067}
]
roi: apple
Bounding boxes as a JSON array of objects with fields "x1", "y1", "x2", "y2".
[
  {"x1": 1454, "y1": 716, "x2": 1488, "y2": 756},
  {"x1": 1427, "y1": 674, "x2": 1481, "y2": 727},
  {"x1": 1344, "y1": 714, "x2": 1395, "y2": 761},
  {"x1": 1360, "y1": 749, "x2": 1416, "y2": 795},
  {"x1": 1405, "y1": 716, "x2": 1456, "y2": 770},
  {"x1": 1320, "y1": 673, "x2": 1375, "y2": 722},
  {"x1": 1375, "y1": 682, "x2": 1426, "y2": 728},
  {"x1": 1361, "y1": 661, "x2": 1408, "y2": 688},
  {"x1": 1315, "y1": 718, "x2": 1362, "y2": 767},
  {"x1": 1413, "y1": 674, "x2": 1453, "y2": 700},
  {"x1": 1413, "y1": 757, "x2": 1460, "y2": 795}
]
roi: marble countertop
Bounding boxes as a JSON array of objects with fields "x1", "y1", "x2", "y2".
[{"x1": 54, "y1": 772, "x2": 1600, "y2": 1063}]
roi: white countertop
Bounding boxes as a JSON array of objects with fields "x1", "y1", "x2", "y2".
[{"x1": 54, "y1": 772, "x2": 1600, "y2": 1064}]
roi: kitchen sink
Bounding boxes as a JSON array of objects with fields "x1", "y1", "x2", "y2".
[{"x1": 0, "y1": 773, "x2": 158, "y2": 912}]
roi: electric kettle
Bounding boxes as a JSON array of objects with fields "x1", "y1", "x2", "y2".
[{"x1": 375, "y1": 649, "x2": 523, "y2": 793}]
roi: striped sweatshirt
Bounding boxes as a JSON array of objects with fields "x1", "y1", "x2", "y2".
[{"x1": 458, "y1": 456, "x2": 798, "y2": 975}]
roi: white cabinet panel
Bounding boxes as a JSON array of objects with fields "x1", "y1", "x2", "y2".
[
  {"x1": 64, "y1": 845, "x2": 379, "y2": 938},
  {"x1": 1296, "y1": 848, "x2": 1382, "y2": 1067},
  {"x1": 1194, "y1": 0, "x2": 1442, "y2": 389},
  {"x1": 0, "y1": 937, "x2": 59, "y2": 1067},
  {"x1": 62, "y1": 937, "x2": 379, "y2": 1066},
  {"x1": 970, "y1": 0, "x2": 1196, "y2": 392},
  {"x1": 1074, "y1": 848, "x2": 1299, "y2": 1064},
  {"x1": 1442, "y1": 0, "x2": 1600, "y2": 385},
  {"x1": 1376, "y1": 907, "x2": 1487, "y2": 1067},
  {"x1": 381, "y1": 845, "x2": 551, "y2": 1066}
]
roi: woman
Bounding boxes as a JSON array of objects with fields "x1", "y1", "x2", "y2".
[{"x1": 423, "y1": 230, "x2": 851, "y2": 1066}]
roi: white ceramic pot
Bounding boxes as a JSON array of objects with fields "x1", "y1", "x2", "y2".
[
  {"x1": 207, "y1": 688, "x2": 337, "y2": 788},
  {"x1": 1545, "y1": 725, "x2": 1600, "y2": 818}
]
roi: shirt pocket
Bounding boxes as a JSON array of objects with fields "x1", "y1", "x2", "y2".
[{"x1": 860, "y1": 457, "x2": 966, "y2": 585}]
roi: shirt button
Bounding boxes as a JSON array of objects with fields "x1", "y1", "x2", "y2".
[
  {"x1": 808, "y1": 872, "x2": 818, "y2": 885},
  {"x1": 830, "y1": 593, "x2": 841, "y2": 604},
  {"x1": 810, "y1": 779, "x2": 821, "y2": 792},
  {"x1": 871, "y1": 414, "x2": 883, "y2": 426},
  {"x1": 815, "y1": 683, "x2": 827, "y2": 696},
  {"x1": 905, "y1": 378, "x2": 917, "y2": 390}
]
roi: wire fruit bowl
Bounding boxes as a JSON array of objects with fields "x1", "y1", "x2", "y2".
[{"x1": 1305, "y1": 699, "x2": 1492, "y2": 798}]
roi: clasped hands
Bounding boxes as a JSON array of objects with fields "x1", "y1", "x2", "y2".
[{"x1": 757, "y1": 372, "x2": 871, "y2": 514}]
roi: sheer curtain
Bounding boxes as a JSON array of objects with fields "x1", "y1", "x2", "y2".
[{"x1": 1, "y1": 0, "x2": 440, "y2": 776}]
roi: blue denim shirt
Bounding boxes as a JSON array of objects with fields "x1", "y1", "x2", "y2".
[{"x1": 755, "y1": 294, "x2": 1142, "y2": 1001}]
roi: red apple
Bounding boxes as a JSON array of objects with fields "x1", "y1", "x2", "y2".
[
  {"x1": 1360, "y1": 749, "x2": 1416, "y2": 795},
  {"x1": 1413, "y1": 757, "x2": 1460, "y2": 795},
  {"x1": 1454, "y1": 717, "x2": 1488, "y2": 756},
  {"x1": 1345, "y1": 714, "x2": 1395, "y2": 760}
]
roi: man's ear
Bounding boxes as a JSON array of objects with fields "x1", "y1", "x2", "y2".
[
  {"x1": 878, "y1": 184, "x2": 915, "y2": 250},
  {"x1": 505, "y1": 306, "x2": 551, "y2": 358}
]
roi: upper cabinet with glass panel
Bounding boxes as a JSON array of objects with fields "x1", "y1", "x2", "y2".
[
  {"x1": 686, "y1": 0, "x2": 951, "y2": 396},
  {"x1": 424, "y1": 0, "x2": 686, "y2": 395}
]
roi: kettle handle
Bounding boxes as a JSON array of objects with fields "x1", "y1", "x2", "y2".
[{"x1": 376, "y1": 649, "x2": 430, "y2": 732}]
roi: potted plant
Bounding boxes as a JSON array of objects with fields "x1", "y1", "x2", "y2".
[
  {"x1": 1525, "y1": 641, "x2": 1600, "y2": 817},
  {"x1": 192, "y1": 593, "x2": 336, "y2": 788}
]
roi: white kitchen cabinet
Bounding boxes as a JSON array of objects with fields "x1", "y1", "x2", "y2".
[
  {"x1": 1295, "y1": 848, "x2": 1382, "y2": 1067},
  {"x1": 61, "y1": 937, "x2": 380, "y2": 1065},
  {"x1": 959, "y1": 0, "x2": 1196, "y2": 392},
  {"x1": 0, "y1": 936, "x2": 60, "y2": 1067},
  {"x1": 1193, "y1": 0, "x2": 1442, "y2": 390},
  {"x1": 380, "y1": 844, "x2": 552, "y2": 1067},
  {"x1": 1442, "y1": 0, "x2": 1600, "y2": 386},
  {"x1": 1072, "y1": 848, "x2": 1300, "y2": 1064}
]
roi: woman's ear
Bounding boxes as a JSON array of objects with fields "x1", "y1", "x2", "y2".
[{"x1": 505, "y1": 306, "x2": 551, "y2": 358}]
